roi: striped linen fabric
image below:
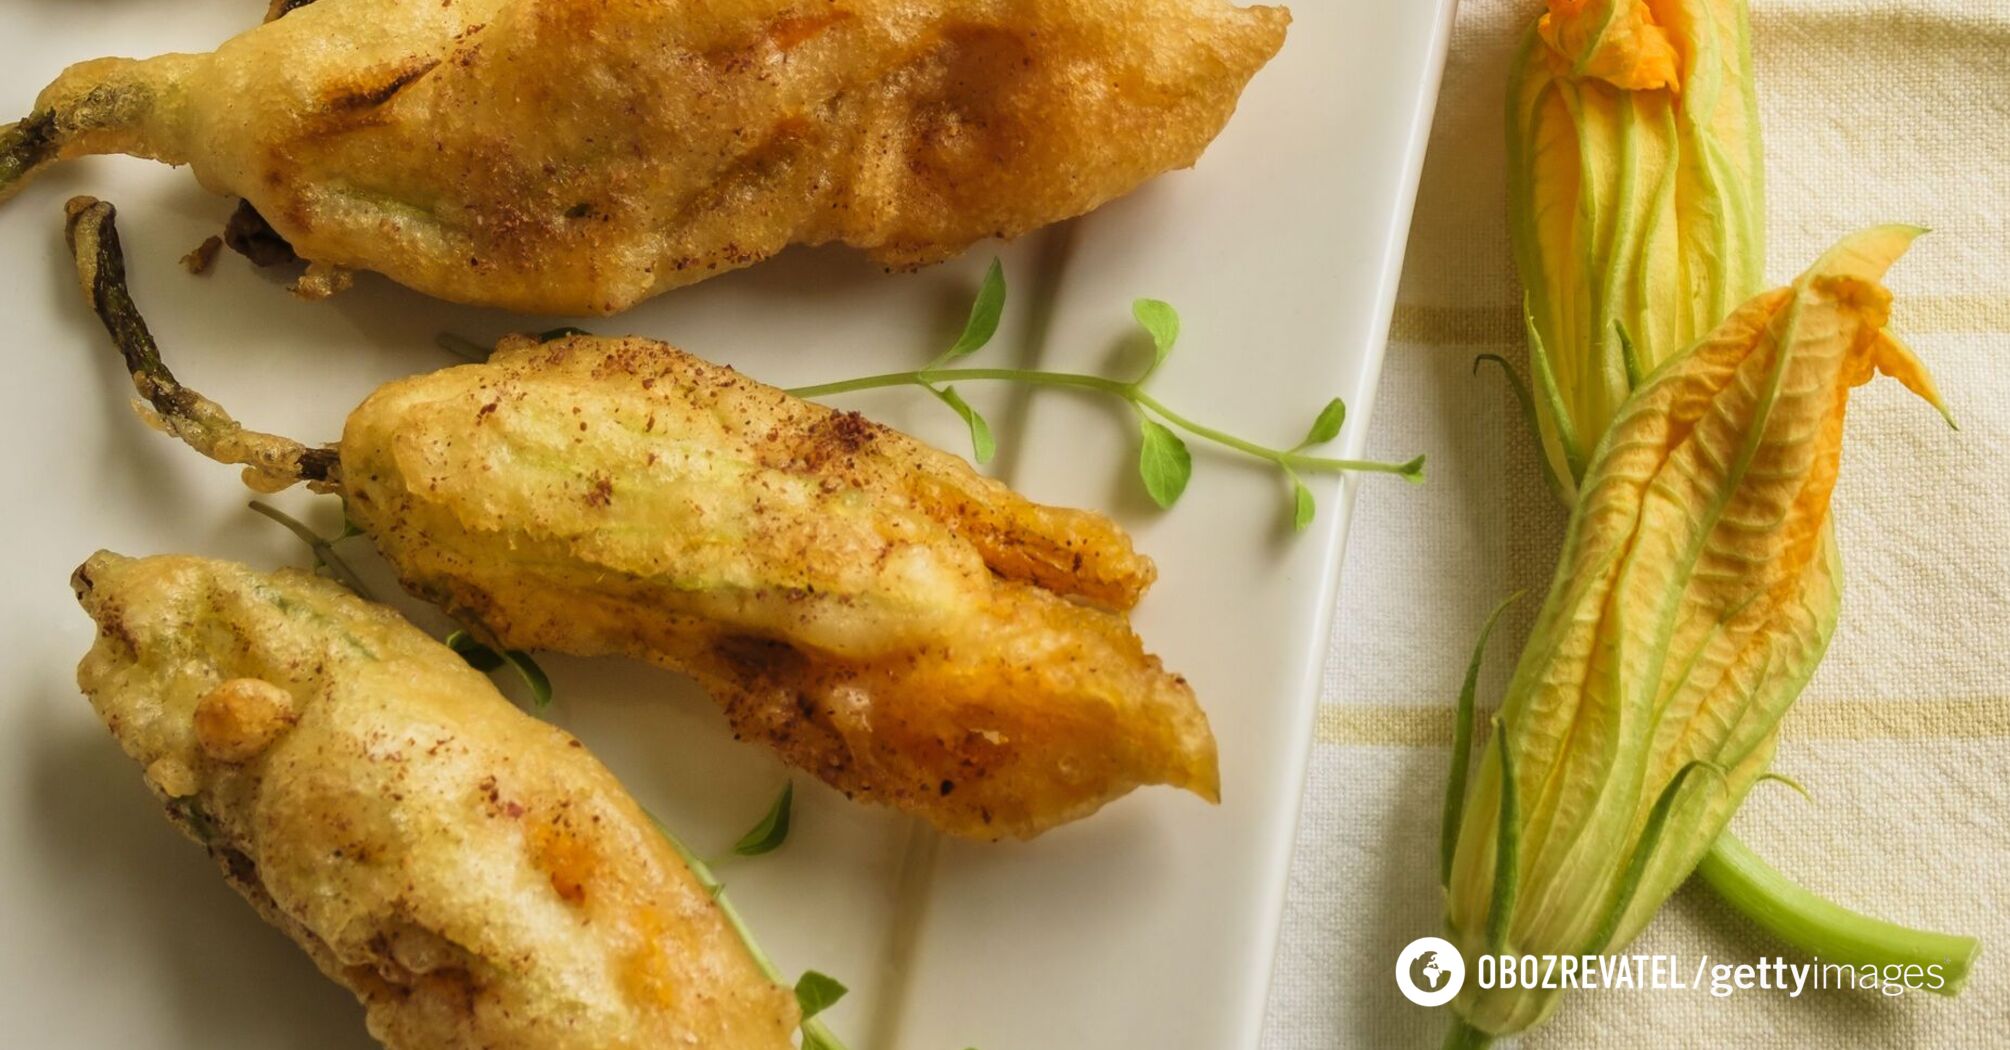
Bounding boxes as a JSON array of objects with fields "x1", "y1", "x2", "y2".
[{"x1": 1261, "y1": 1, "x2": 2010, "y2": 1046}]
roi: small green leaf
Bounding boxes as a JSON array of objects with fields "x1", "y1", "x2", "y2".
[
  {"x1": 1300, "y1": 397, "x2": 1346, "y2": 448},
  {"x1": 934, "y1": 386, "x2": 996, "y2": 465},
  {"x1": 1291, "y1": 477, "x2": 1316, "y2": 531},
  {"x1": 1132, "y1": 299, "x2": 1180, "y2": 371},
  {"x1": 502, "y1": 649, "x2": 553, "y2": 709},
  {"x1": 943, "y1": 259, "x2": 1006, "y2": 361},
  {"x1": 795, "y1": 971, "x2": 848, "y2": 1020},
  {"x1": 733, "y1": 782, "x2": 794, "y2": 856},
  {"x1": 801, "y1": 1030, "x2": 843, "y2": 1050},
  {"x1": 1136, "y1": 419, "x2": 1191, "y2": 509},
  {"x1": 538, "y1": 326, "x2": 591, "y2": 343},
  {"x1": 446, "y1": 629, "x2": 506, "y2": 672}
]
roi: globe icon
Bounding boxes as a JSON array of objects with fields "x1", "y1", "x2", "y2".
[
  {"x1": 1397, "y1": 935, "x2": 1465, "y2": 1006},
  {"x1": 1410, "y1": 951, "x2": 1449, "y2": 992}
]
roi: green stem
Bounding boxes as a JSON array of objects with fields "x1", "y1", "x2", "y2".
[
  {"x1": 788, "y1": 366, "x2": 1132, "y2": 401},
  {"x1": 787, "y1": 368, "x2": 1423, "y2": 480},
  {"x1": 657, "y1": 819, "x2": 850, "y2": 1048},
  {"x1": 1696, "y1": 832, "x2": 1978, "y2": 995},
  {"x1": 1442, "y1": 1017, "x2": 1495, "y2": 1050},
  {"x1": 1130, "y1": 389, "x2": 1418, "y2": 476},
  {"x1": 247, "y1": 501, "x2": 375, "y2": 602}
]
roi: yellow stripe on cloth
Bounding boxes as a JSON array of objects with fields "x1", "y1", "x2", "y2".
[
  {"x1": 1315, "y1": 696, "x2": 2010, "y2": 748},
  {"x1": 1390, "y1": 295, "x2": 2010, "y2": 346}
]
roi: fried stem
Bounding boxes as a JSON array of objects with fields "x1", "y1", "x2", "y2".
[
  {"x1": 63, "y1": 196, "x2": 339, "y2": 491},
  {"x1": 0, "y1": 111, "x2": 57, "y2": 204},
  {"x1": 266, "y1": 0, "x2": 320, "y2": 21}
]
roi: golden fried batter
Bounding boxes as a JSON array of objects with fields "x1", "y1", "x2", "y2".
[
  {"x1": 70, "y1": 197, "x2": 1218, "y2": 840},
  {"x1": 6, "y1": 0, "x2": 1288, "y2": 313},
  {"x1": 72, "y1": 552, "x2": 799, "y2": 1050}
]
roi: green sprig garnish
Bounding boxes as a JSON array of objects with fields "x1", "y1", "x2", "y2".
[
  {"x1": 940, "y1": 259, "x2": 1006, "y2": 364},
  {"x1": 733, "y1": 782, "x2": 794, "y2": 857},
  {"x1": 247, "y1": 500, "x2": 375, "y2": 601},
  {"x1": 649, "y1": 813, "x2": 854, "y2": 1050},
  {"x1": 1136, "y1": 419, "x2": 1192, "y2": 508},
  {"x1": 786, "y1": 261, "x2": 1424, "y2": 529},
  {"x1": 795, "y1": 970, "x2": 848, "y2": 1024},
  {"x1": 445, "y1": 629, "x2": 506, "y2": 672},
  {"x1": 445, "y1": 629, "x2": 553, "y2": 710}
]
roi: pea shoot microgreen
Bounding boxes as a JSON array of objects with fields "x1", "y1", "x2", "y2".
[
  {"x1": 648, "y1": 812, "x2": 854, "y2": 1050},
  {"x1": 794, "y1": 970, "x2": 849, "y2": 1025},
  {"x1": 785, "y1": 260, "x2": 1424, "y2": 530},
  {"x1": 445, "y1": 629, "x2": 553, "y2": 710},
  {"x1": 434, "y1": 261, "x2": 1420, "y2": 528},
  {"x1": 247, "y1": 500, "x2": 375, "y2": 601},
  {"x1": 732, "y1": 781, "x2": 795, "y2": 856}
]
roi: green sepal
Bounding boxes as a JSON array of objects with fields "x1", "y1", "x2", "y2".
[
  {"x1": 1580, "y1": 761, "x2": 1725, "y2": 954},
  {"x1": 1615, "y1": 319, "x2": 1645, "y2": 392},
  {"x1": 1521, "y1": 296, "x2": 1586, "y2": 485},
  {"x1": 1486, "y1": 716, "x2": 1520, "y2": 954},
  {"x1": 1473, "y1": 354, "x2": 1572, "y2": 506},
  {"x1": 1442, "y1": 592, "x2": 1524, "y2": 888}
]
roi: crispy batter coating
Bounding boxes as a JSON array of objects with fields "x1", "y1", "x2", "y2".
[
  {"x1": 8, "y1": 0, "x2": 1288, "y2": 313},
  {"x1": 72, "y1": 552, "x2": 799, "y2": 1050},
  {"x1": 68, "y1": 197, "x2": 1218, "y2": 840},
  {"x1": 344, "y1": 333, "x2": 1217, "y2": 839}
]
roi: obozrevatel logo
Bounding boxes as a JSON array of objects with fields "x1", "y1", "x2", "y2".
[{"x1": 1396, "y1": 936, "x2": 1465, "y2": 1007}]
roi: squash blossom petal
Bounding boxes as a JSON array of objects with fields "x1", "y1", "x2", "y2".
[
  {"x1": 1508, "y1": 0, "x2": 1765, "y2": 498},
  {"x1": 1443, "y1": 228, "x2": 1946, "y2": 1037}
]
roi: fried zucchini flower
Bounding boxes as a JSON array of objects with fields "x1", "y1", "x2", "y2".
[
  {"x1": 1442, "y1": 228, "x2": 1952, "y2": 1040},
  {"x1": 1506, "y1": 0, "x2": 1764, "y2": 500},
  {"x1": 66, "y1": 198, "x2": 1216, "y2": 841},
  {"x1": 4, "y1": 0, "x2": 1288, "y2": 314},
  {"x1": 72, "y1": 551, "x2": 800, "y2": 1049}
]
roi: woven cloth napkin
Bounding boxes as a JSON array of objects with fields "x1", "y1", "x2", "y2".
[{"x1": 1261, "y1": 0, "x2": 2010, "y2": 1046}]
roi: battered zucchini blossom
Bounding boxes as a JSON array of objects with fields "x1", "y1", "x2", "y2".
[
  {"x1": 72, "y1": 552, "x2": 799, "y2": 1049},
  {"x1": 4, "y1": 0, "x2": 1288, "y2": 313},
  {"x1": 66, "y1": 198, "x2": 1216, "y2": 841},
  {"x1": 1442, "y1": 228, "x2": 1952, "y2": 1040}
]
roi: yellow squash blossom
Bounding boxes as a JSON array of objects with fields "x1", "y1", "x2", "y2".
[
  {"x1": 1507, "y1": 0, "x2": 1764, "y2": 499},
  {"x1": 1443, "y1": 228, "x2": 1948, "y2": 1039}
]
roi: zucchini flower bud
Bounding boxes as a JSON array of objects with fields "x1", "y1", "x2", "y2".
[
  {"x1": 1507, "y1": 0, "x2": 1765, "y2": 499},
  {"x1": 1442, "y1": 228, "x2": 1949, "y2": 1038}
]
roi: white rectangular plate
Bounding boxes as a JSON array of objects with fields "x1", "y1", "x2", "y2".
[{"x1": 0, "y1": 2, "x2": 1452, "y2": 1047}]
